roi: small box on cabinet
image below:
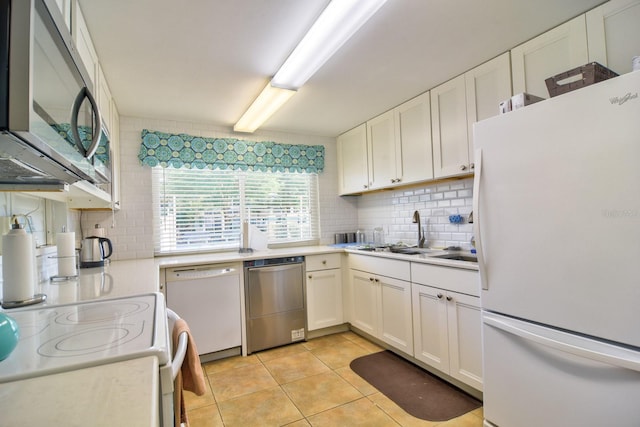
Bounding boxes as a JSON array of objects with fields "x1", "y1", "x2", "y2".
[{"x1": 511, "y1": 93, "x2": 544, "y2": 110}]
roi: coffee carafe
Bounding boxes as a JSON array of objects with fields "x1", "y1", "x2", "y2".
[{"x1": 80, "y1": 236, "x2": 113, "y2": 268}]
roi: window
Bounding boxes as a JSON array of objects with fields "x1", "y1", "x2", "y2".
[{"x1": 152, "y1": 167, "x2": 320, "y2": 254}]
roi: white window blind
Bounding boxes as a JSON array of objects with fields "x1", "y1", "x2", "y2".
[{"x1": 152, "y1": 167, "x2": 320, "y2": 254}]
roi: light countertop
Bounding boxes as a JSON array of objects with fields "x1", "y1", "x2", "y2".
[{"x1": 0, "y1": 356, "x2": 159, "y2": 427}]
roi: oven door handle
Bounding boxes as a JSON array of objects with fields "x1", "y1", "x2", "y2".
[{"x1": 167, "y1": 308, "x2": 188, "y2": 380}]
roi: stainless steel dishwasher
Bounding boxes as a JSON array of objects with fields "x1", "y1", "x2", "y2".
[{"x1": 244, "y1": 256, "x2": 306, "y2": 354}]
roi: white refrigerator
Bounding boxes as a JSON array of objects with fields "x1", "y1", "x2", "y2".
[{"x1": 473, "y1": 70, "x2": 640, "y2": 427}]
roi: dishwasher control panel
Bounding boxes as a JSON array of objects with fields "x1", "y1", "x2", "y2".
[{"x1": 244, "y1": 256, "x2": 304, "y2": 268}]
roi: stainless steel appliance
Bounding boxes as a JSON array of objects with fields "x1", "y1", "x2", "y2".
[
  {"x1": 79, "y1": 236, "x2": 113, "y2": 268},
  {"x1": 473, "y1": 70, "x2": 640, "y2": 426},
  {"x1": 244, "y1": 256, "x2": 306, "y2": 354},
  {"x1": 165, "y1": 264, "x2": 242, "y2": 360},
  {"x1": 0, "y1": 0, "x2": 111, "y2": 191}
]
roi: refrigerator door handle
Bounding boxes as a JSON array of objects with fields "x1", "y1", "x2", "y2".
[
  {"x1": 484, "y1": 313, "x2": 640, "y2": 372},
  {"x1": 472, "y1": 148, "x2": 488, "y2": 290}
]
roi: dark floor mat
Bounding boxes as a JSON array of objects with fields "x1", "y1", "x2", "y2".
[{"x1": 350, "y1": 350, "x2": 481, "y2": 421}]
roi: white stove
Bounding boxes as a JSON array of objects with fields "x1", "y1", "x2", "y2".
[{"x1": 0, "y1": 293, "x2": 170, "y2": 384}]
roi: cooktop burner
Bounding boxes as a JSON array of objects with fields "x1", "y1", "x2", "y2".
[{"x1": 0, "y1": 293, "x2": 169, "y2": 383}]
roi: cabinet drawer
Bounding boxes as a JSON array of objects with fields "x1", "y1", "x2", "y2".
[
  {"x1": 306, "y1": 253, "x2": 342, "y2": 271},
  {"x1": 348, "y1": 254, "x2": 410, "y2": 282},
  {"x1": 411, "y1": 263, "x2": 480, "y2": 297}
]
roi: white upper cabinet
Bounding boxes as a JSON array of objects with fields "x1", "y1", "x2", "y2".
[
  {"x1": 97, "y1": 64, "x2": 113, "y2": 134},
  {"x1": 586, "y1": 0, "x2": 640, "y2": 74},
  {"x1": 431, "y1": 75, "x2": 470, "y2": 179},
  {"x1": 72, "y1": 2, "x2": 98, "y2": 88},
  {"x1": 465, "y1": 53, "x2": 512, "y2": 158},
  {"x1": 511, "y1": 15, "x2": 589, "y2": 99},
  {"x1": 337, "y1": 124, "x2": 369, "y2": 195},
  {"x1": 395, "y1": 92, "x2": 434, "y2": 185},
  {"x1": 367, "y1": 91, "x2": 433, "y2": 190},
  {"x1": 366, "y1": 110, "x2": 397, "y2": 190}
]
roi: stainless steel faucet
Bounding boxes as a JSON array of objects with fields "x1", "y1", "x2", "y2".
[{"x1": 412, "y1": 210, "x2": 426, "y2": 248}]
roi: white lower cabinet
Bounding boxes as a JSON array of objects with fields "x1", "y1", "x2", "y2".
[
  {"x1": 306, "y1": 254, "x2": 343, "y2": 331},
  {"x1": 348, "y1": 254, "x2": 413, "y2": 355},
  {"x1": 411, "y1": 262, "x2": 482, "y2": 391}
]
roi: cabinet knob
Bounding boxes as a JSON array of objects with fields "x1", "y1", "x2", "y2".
[
  {"x1": 460, "y1": 165, "x2": 468, "y2": 171},
  {"x1": 322, "y1": 260, "x2": 327, "y2": 265},
  {"x1": 308, "y1": 275, "x2": 312, "y2": 279},
  {"x1": 469, "y1": 163, "x2": 475, "y2": 170},
  {"x1": 446, "y1": 295, "x2": 453, "y2": 301},
  {"x1": 436, "y1": 293, "x2": 443, "y2": 299},
  {"x1": 364, "y1": 184, "x2": 368, "y2": 189},
  {"x1": 369, "y1": 277, "x2": 375, "y2": 282},
  {"x1": 375, "y1": 278, "x2": 380, "y2": 282}
]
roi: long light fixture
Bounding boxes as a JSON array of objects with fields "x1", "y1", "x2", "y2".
[
  {"x1": 234, "y1": 0, "x2": 388, "y2": 133},
  {"x1": 233, "y1": 83, "x2": 296, "y2": 133}
]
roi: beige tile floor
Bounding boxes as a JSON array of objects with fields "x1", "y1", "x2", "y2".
[{"x1": 184, "y1": 331, "x2": 484, "y2": 427}]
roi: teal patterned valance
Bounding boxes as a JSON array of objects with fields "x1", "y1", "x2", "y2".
[{"x1": 138, "y1": 129, "x2": 324, "y2": 173}]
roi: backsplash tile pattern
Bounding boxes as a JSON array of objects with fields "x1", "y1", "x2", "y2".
[{"x1": 356, "y1": 178, "x2": 475, "y2": 250}]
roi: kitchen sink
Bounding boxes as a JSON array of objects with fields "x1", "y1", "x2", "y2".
[
  {"x1": 389, "y1": 246, "x2": 437, "y2": 255},
  {"x1": 430, "y1": 253, "x2": 478, "y2": 263}
]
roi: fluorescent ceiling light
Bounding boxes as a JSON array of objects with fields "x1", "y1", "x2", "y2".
[
  {"x1": 234, "y1": 0, "x2": 387, "y2": 133},
  {"x1": 272, "y1": 0, "x2": 388, "y2": 90},
  {"x1": 233, "y1": 83, "x2": 296, "y2": 133}
]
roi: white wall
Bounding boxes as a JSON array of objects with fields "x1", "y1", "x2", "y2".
[{"x1": 83, "y1": 116, "x2": 358, "y2": 260}]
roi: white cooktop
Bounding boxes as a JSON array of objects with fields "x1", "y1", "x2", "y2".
[{"x1": 0, "y1": 293, "x2": 169, "y2": 383}]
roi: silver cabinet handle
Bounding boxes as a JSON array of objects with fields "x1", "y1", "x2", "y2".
[
  {"x1": 436, "y1": 293, "x2": 443, "y2": 299},
  {"x1": 470, "y1": 163, "x2": 475, "y2": 170},
  {"x1": 308, "y1": 274, "x2": 312, "y2": 279},
  {"x1": 446, "y1": 295, "x2": 453, "y2": 301},
  {"x1": 369, "y1": 277, "x2": 375, "y2": 282},
  {"x1": 322, "y1": 260, "x2": 327, "y2": 265},
  {"x1": 460, "y1": 164, "x2": 468, "y2": 171}
]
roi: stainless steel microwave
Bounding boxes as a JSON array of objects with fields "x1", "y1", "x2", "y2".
[{"x1": 0, "y1": 0, "x2": 111, "y2": 190}]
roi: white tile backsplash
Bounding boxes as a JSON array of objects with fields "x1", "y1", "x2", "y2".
[{"x1": 356, "y1": 178, "x2": 475, "y2": 250}]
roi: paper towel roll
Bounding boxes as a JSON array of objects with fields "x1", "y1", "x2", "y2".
[
  {"x1": 241, "y1": 221, "x2": 250, "y2": 249},
  {"x1": 2, "y1": 225, "x2": 35, "y2": 302},
  {"x1": 56, "y1": 232, "x2": 77, "y2": 277}
]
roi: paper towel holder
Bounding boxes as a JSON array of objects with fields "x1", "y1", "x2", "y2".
[{"x1": 1, "y1": 220, "x2": 47, "y2": 309}]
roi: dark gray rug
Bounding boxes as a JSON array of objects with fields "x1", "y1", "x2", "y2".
[{"x1": 350, "y1": 350, "x2": 481, "y2": 421}]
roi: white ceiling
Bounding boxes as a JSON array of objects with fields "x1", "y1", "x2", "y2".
[{"x1": 78, "y1": 0, "x2": 604, "y2": 138}]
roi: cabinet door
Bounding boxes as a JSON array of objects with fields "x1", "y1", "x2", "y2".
[
  {"x1": 379, "y1": 276, "x2": 413, "y2": 354},
  {"x1": 511, "y1": 15, "x2": 588, "y2": 99},
  {"x1": 447, "y1": 292, "x2": 483, "y2": 391},
  {"x1": 110, "y1": 100, "x2": 121, "y2": 210},
  {"x1": 431, "y1": 75, "x2": 470, "y2": 178},
  {"x1": 350, "y1": 269, "x2": 378, "y2": 336},
  {"x1": 465, "y1": 53, "x2": 512, "y2": 166},
  {"x1": 395, "y1": 92, "x2": 434, "y2": 184},
  {"x1": 587, "y1": 0, "x2": 640, "y2": 74},
  {"x1": 72, "y1": 2, "x2": 98, "y2": 87},
  {"x1": 337, "y1": 124, "x2": 369, "y2": 195},
  {"x1": 306, "y1": 269, "x2": 343, "y2": 331},
  {"x1": 97, "y1": 64, "x2": 112, "y2": 134},
  {"x1": 367, "y1": 110, "x2": 397, "y2": 190},
  {"x1": 412, "y1": 283, "x2": 449, "y2": 372}
]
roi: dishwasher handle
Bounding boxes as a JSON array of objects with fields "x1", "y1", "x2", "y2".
[
  {"x1": 167, "y1": 308, "x2": 188, "y2": 380},
  {"x1": 169, "y1": 266, "x2": 238, "y2": 280}
]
